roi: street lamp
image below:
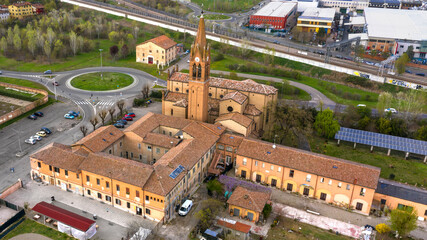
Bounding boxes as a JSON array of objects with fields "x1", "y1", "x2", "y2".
[{"x1": 99, "y1": 49, "x2": 103, "y2": 80}]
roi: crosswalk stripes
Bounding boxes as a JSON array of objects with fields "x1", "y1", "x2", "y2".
[{"x1": 71, "y1": 99, "x2": 116, "y2": 107}]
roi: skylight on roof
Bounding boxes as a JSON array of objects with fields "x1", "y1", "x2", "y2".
[
  {"x1": 217, "y1": 127, "x2": 222, "y2": 130},
  {"x1": 110, "y1": 133, "x2": 113, "y2": 135},
  {"x1": 102, "y1": 139, "x2": 106, "y2": 142},
  {"x1": 230, "y1": 136, "x2": 234, "y2": 139},
  {"x1": 267, "y1": 151, "x2": 271, "y2": 154},
  {"x1": 333, "y1": 165, "x2": 338, "y2": 169}
]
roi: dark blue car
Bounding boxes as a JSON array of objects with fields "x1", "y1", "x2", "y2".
[
  {"x1": 41, "y1": 127, "x2": 52, "y2": 134},
  {"x1": 68, "y1": 111, "x2": 79, "y2": 117},
  {"x1": 28, "y1": 114, "x2": 37, "y2": 120},
  {"x1": 34, "y1": 111, "x2": 44, "y2": 117},
  {"x1": 116, "y1": 119, "x2": 127, "y2": 125},
  {"x1": 113, "y1": 123, "x2": 125, "y2": 128}
]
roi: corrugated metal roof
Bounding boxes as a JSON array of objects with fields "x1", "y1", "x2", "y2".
[
  {"x1": 299, "y1": 7, "x2": 335, "y2": 21},
  {"x1": 253, "y1": 2, "x2": 297, "y2": 17},
  {"x1": 376, "y1": 179, "x2": 427, "y2": 205}
]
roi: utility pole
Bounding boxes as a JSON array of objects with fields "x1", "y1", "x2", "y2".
[
  {"x1": 99, "y1": 49, "x2": 103, "y2": 80},
  {"x1": 12, "y1": 129, "x2": 23, "y2": 157}
]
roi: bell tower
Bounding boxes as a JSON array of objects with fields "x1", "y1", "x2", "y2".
[{"x1": 187, "y1": 13, "x2": 210, "y2": 122}]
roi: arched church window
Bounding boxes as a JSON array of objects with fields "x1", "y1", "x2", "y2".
[
  {"x1": 175, "y1": 88, "x2": 179, "y2": 91},
  {"x1": 192, "y1": 64, "x2": 196, "y2": 77}
]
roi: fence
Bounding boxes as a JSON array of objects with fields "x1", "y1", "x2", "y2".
[
  {"x1": 0, "y1": 199, "x2": 25, "y2": 234},
  {"x1": 0, "y1": 82, "x2": 48, "y2": 125}
]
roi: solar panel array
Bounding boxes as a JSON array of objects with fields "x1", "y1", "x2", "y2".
[
  {"x1": 335, "y1": 127, "x2": 427, "y2": 156},
  {"x1": 169, "y1": 165, "x2": 185, "y2": 179}
]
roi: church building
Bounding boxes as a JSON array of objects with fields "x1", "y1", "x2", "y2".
[{"x1": 162, "y1": 15, "x2": 278, "y2": 137}]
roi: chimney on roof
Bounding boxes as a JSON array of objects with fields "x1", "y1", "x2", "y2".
[{"x1": 244, "y1": 195, "x2": 248, "y2": 199}]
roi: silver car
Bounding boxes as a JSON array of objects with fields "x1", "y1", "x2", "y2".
[
  {"x1": 30, "y1": 135, "x2": 42, "y2": 141},
  {"x1": 25, "y1": 138, "x2": 37, "y2": 145}
]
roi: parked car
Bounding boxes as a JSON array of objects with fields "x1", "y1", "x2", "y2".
[
  {"x1": 64, "y1": 113, "x2": 75, "y2": 119},
  {"x1": 28, "y1": 114, "x2": 37, "y2": 120},
  {"x1": 384, "y1": 108, "x2": 397, "y2": 114},
  {"x1": 0, "y1": 70, "x2": 2, "y2": 74},
  {"x1": 52, "y1": 81, "x2": 59, "y2": 86},
  {"x1": 122, "y1": 116, "x2": 133, "y2": 121},
  {"x1": 364, "y1": 61, "x2": 374, "y2": 66},
  {"x1": 125, "y1": 113, "x2": 136, "y2": 118},
  {"x1": 357, "y1": 104, "x2": 366, "y2": 108},
  {"x1": 44, "y1": 70, "x2": 52, "y2": 74},
  {"x1": 405, "y1": 70, "x2": 412, "y2": 74},
  {"x1": 335, "y1": 54, "x2": 343, "y2": 59},
  {"x1": 415, "y1": 73, "x2": 425, "y2": 77},
  {"x1": 41, "y1": 127, "x2": 52, "y2": 134},
  {"x1": 25, "y1": 138, "x2": 37, "y2": 145},
  {"x1": 344, "y1": 56, "x2": 353, "y2": 61},
  {"x1": 68, "y1": 111, "x2": 79, "y2": 117},
  {"x1": 30, "y1": 135, "x2": 42, "y2": 141},
  {"x1": 178, "y1": 200, "x2": 193, "y2": 216},
  {"x1": 34, "y1": 112, "x2": 44, "y2": 117},
  {"x1": 113, "y1": 122, "x2": 125, "y2": 128},
  {"x1": 36, "y1": 131, "x2": 47, "y2": 137},
  {"x1": 360, "y1": 73, "x2": 370, "y2": 79},
  {"x1": 117, "y1": 119, "x2": 127, "y2": 125}
]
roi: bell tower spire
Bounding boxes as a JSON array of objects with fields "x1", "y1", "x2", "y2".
[{"x1": 187, "y1": 14, "x2": 210, "y2": 122}]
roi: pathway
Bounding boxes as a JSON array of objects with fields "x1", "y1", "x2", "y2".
[{"x1": 10, "y1": 233, "x2": 52, "y2": 240}]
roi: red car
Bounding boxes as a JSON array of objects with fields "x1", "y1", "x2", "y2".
[
  {"x1": 122, "y1": 116, "x2": 133, "y2": 121},
  {"x1": 52, "y1": 81, "x2": 59, "y2": 86},
  {"x1": 125, "y1": 113, "x2": 136, "y2": 118}
]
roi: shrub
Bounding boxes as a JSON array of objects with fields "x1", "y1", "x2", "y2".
[
  {"x1": 213, "y1": 53, "x2": 224, "y2": 61},
  {"x1": 133, "y1": 98, "x2": 147, "y2": 107},
  {"x1": 389, "y1": 173, "x2": 395, "y2": 180},
  {"x1": 149, "y1": 90, "x2": 162, "y2": 99},
  {"x1": 262, "y1": 204, "x2": 272, "y2": 220}
]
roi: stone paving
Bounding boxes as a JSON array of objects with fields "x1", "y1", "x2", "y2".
[
  {"x1": 0, "y1": 207, "x2": 18, "y2": 225},
  {"x1": 10, "y1": 233, "x2": 52, "y2": 240}
]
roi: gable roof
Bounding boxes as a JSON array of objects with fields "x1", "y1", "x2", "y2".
[
  {"x1": 244, "y1": 104, "x2": 262, "y2": 116},
  {"x1": 169, "y1": 72, "x2": 277, "y2": 95},
  {"x1": 217, "y1": 133, "x2": 244, "y2": 147},
  {"x1": 236, "y1": 138, "x2": 381, "y2": 189},
  {"x1": 139, "y1": 35, "x2": 177, "y2": 49},
  {"x1": 376, "y1": 178, "x2": 427, "y2": 205},
  {"x1": 221, "y1": 91, "x2": 248, "y2": 105},
  {"x1": 215, "y1": 113, "x2": 253, "y2": 128},
  {"x1": 73, "y1": 125, "x2": 124, "y2": 153},
  {"x1": 31, "y1": 143, "x2": 86, "y2": 172},
  {"x1": 227, "y1": 186, "x2": 270, "y2": 212},
  {"x1": 32, "y1": 201, "x2": 95, "y2": 232}
]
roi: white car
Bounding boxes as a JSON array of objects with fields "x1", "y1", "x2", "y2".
[
  {"x1": 384, "y1": 108, "x2": 397, "y2": 113},
  {"x1": 178, "y1": 200, "x2": 193, "y2": 216},
  {"x1": 357, "y1": 104, "x2": 366, "y2": 107},
  {"x1": 25, "y1": 138, "x2": 37, "y2": 145},
  {"x1": 30, "y1": 135, "x2": 42, "y2": 141}
]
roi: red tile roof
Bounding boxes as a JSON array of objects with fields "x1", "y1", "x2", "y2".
[
  {"x1": 244, "y1": 104, "x2": 262, "y2": 116},
  {"x1": 217, "y1": 219, "x2": 251, "y2": 233},
  {"x1": 236, "y1": 138, "x2": 381, "y2": 189},
  {"x1": 227, "y1": 186, "x2": 271, "y2": 212},
  {"x1": 32, "y1": 201, "x2": 95, "y2": 232},
  {"x1": 216, "y1": 113, "x2": 253, "y2": 128},
  {"x1": 222, "y1": 91, "x2": 248, "y2": 105},
  {"x1": 169, "y1": 72, "x2": 277, "y2": 95},
  {"x1": 73, "y1": 125, "x2": 124, "y2": 153},
  {"x1": 139, "y1": 35, "x2": 177, "y2": 49}
]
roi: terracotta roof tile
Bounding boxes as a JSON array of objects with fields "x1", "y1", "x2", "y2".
[
  {"x1": 164, "y1": 92, "x2": 187, "y2": 102},
  {"x1": 218, "y1": 133, "x2": 244, "y2": 147},
  {"x1": 138, "y1": 35, "x2": 177, "y2": 49},
  {"x1": 144, "y1": 132, "x2": 181, "y2": 148},
  {"x1": 244, "y1": 104, "x2": 262, "y2": 116},
  {"x1": 31, "y1": 143, "x2": 85, "y2": 173},
  {"x1": 227, "y1": 186, "x2": 271, "y2": 212},
  {"x1": 236, "y1": 139, "x2": 381, "y2": 189},
  {"x1": 80, "y1": 152, "x2": 153, "y2": 188},
  {"x1": 74, "y1": 125, "x2": 124, "y2": 153},
  {"x1": 169, "y1": 72, "x2": 277, "y2": 95},
  {"x1": 173, "y1": 99, "x2": 188, "y2": 108},
  {"x1": 217, "y1": 219, "x2": 251, "y2": 233},
  {"x1": 216, "y1": 113, "x2": 253, "y2": 128},
  {"x1": 221, "y1": 91, "x2": 248, "y2": 105}
]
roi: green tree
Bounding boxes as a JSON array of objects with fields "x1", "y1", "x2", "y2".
[
  {"x1": 395, "y1": 53, "x2": 410, "y2": 75},
  {"x1": 27, "y1": 30, "x2": 36, "y2": 57},
  {"x1": 377, "y1": 92, "x2": 392, "y2": 117},
  {"x1": 43, "y1": 40, "x2": 52, "y2": 63},
  {"x1": 406, "y1": 45, "x2": 414, "y2": 60},
  {"x1": 376, "y1": 118, "x2": 392, "y2": 134},
  {"x1": 389, "y1": 208, "x2": 417, "y2": 237},
  {"x1": 195, "y1": 199, "x2": 222, "y2": 231},
  {"x1": 390, "y1": 118, "x2": 407, "y2": 137},
  {"x1": 69, "y1": 31, "x2": 77, "y2": 56},
  {"x1": 314, "y1": 108, "x2": 340, "y2": 139},
  {"x1": 0, "y1": 37, "x2": 7, "y2": 55},
  {"x1": 354, "y1": 45, "x2": 365, "y2": 64},
  {"x1": 415, "y1": 125, "x2": 427, "y2": 141},
  {"x1": 376, "y1": 223, "x2": 391, "y2": 234},
  {"x1": 262, "y1": 204, "x2": 272, "y2": 220},
  {"x1": 53, "y1": 39, "x2": 64, "y2": 58},
  {"x1": 13, "y1": 34, "x2": 21, "y2": 51},
  {"x1": 7, "y1": 27, "x2": 13, "y2": 45},
  {"x1": 108, "y1": 31, "x2": 119, "y2": 42},
  {"x1": 206, "y1": 179, "x2": 223, "y2": 197}
]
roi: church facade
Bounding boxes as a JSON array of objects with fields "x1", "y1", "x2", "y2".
[{"x1": 162, "y1": 15, "x2": 278, "y2": 136}]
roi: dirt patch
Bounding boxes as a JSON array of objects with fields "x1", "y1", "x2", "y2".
[
  {"x1": 9, "y1": 233, "x2": 52, "y2": 240},
  {"x1": 0, "y1": 96, "x2": 31, "y2": 107},
  {"x1": 0, "y1": 101, "x2": 20, "y2": 115}
]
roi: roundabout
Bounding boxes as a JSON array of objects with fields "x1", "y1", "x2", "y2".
[{"x1": 70, "y1": 72, "x2": 134, "y2": 91}]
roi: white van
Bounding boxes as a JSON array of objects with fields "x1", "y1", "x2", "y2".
[{"x1": 178, "y1": 200, "x2": 193, "y2": 216}]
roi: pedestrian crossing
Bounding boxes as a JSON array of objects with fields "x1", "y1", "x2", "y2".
[{"x1": 71, "y1": 99, "x2": 116, "y2": 108}]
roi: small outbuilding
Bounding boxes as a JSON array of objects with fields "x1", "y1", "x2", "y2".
[
  {"x1": 32, "y1": 201, "x2": 96, "y2": 240},
  {"x1": 227, "y1": 186, "x2": 271, "y2": 222},
  {"x1": 217, "y1": 218, "x2": 251, "y2": 240}
]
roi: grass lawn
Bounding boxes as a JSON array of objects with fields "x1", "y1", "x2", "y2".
[
  {"x1": 310, "y1": 136, "x2": 427, "y2": 187},
  {"x1": 0, "y1": 86, "x2": 44, "y2": 102},
  {"x1": 266, "y1": 216, "x2": 352, "y2": 240},
  {"x1": 0, "y1": 77, "x2": 53, "y2": 95},
  {"x1": 0, "y1": 39, "x2": 168, "y2": 80},
  {"x1": 71, "y1": 72, "x2": 133, "y2": 91},
  {"x1": 198, "y1": 14, "x2": 230, "y2": 20},
  {"x1": 191, "y1": 0, "x2": 261, "y2": 12},
  {"x1": 2, "y1": 218, "x2": 74, "y2": 240},
  {"x1": 0, "y1": 102, "x2": 19, "y2": 115}
]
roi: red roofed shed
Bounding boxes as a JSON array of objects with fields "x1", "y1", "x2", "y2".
[
  {"x1": 32, "y1": 201, "x2": 96, "y2": 240},
  {"x1": 217, "y1": 219, "x2": 251, "y2": 240}
]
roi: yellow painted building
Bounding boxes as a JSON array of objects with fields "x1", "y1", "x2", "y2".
[
  {"x1": 162, "y1": 15, "x2": 278, "y2": 136},
  {"x1": 234, "y1": 138, "x2": 380, "y2": 215},
  {"x1": 136, "y1": 35, "x2": 177, "y2": 68},
  {"x1": 227, "y1": 186, "x2": 271, "y2": 222},
  {"x1": 8, "y1": 2, "x2": 33, "y2": 19},
  {"x1": 297, "y1": 8, "x2": 335, "y2": 34}
]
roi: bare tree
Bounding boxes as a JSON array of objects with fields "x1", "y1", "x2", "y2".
[
  {"x1": 80, "y1": 125, "x2": 88, "y2": 137},
  {"x1": 98, "y1": 110, "x2": 108, "y2": 126},
  {"x1": 69, "y1": 31, "x2": 77, "y2": 56},
  {"x1": 108, "y1": 108, "x2": 116, "y2": 122},
  {"x1": 141, "y1": 83, "x2": 150, "y2": 99},
  {"x1": 89, "y1": 117, "x2": 99, "y2": 131},
  {"x1": 117, "y1": 100, "x2": 125, "y2": 116}
]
